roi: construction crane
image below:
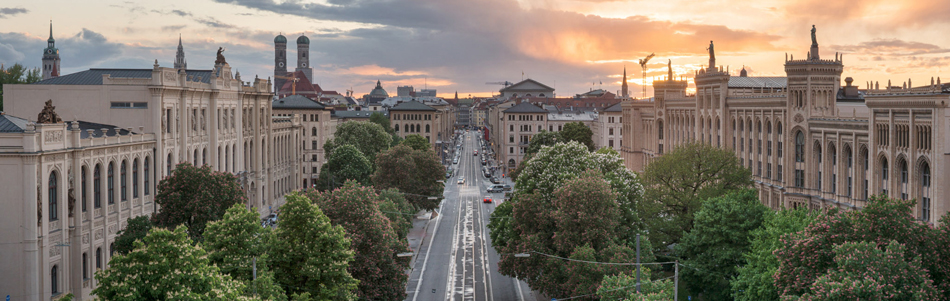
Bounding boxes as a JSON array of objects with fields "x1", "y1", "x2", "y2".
[
  {"x1": 638, "y1": 53, "x2": 655, "y2": 98},
  {"x1": 485, "y1": 81, "x2": 514, "y2": 87},
  {"x1": 274, "y1": 74, "x2": 300, "y2": 95}
]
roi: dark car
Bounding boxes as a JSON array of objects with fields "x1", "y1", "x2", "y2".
[
  {"x1": 491, "y1": 177, "x2": 501, "y2": 184},
  {"x1": 503, "y1": 184, "x2": 512, "y2": 191},
  {"x1": 487, "y1": 185, "x2": 504, "y2": 193}
]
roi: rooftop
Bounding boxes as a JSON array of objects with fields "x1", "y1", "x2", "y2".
[
  {"x1": 389, "y1": 100, "x2": 437, "y2": 111},
  {"x1": 33, "y1": 68, "x2": 214, "y2": 85},
  {"x1": 272, "y1": 95, "x2": 327, "y2": 110},
  {"x1": 727, "y1": 76, "x2": 787, "y2": 88},
  {"x1": 504, "y1": 101, "x2": 548, "y2": 113}
]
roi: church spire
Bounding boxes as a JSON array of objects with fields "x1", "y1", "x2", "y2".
[
  {"x1": 48, "y1": 21, "x2": 54, "y2": 42},
  {"x1": 42, "y1": 20, "x2": 61, "y2": 80},
  {"x1": 621, "y1": 65, "x2": 628, "y2": 98},
  {"x1": 174, "y1": 34, "x2": 187, "y2": 69}
]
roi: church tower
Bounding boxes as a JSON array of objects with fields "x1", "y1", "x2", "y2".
[
  {"x1": 42, "y1": 21, "x2": 61, "y2": 80},
  {"x1": 296, "y1": 34, "x2": 312, "y2": 83},
  {"x1": 621, "y1": 66, "x2": 629, "y2": 98},
  {"x1": 174, "y1": 35, "x2": 187, "y2": 69},
  {"x1": 274, "y1": 34, "x2": 287, "y2": 94},
  {"x1": 785, "y1": 25, "x2": 842, "y2": 119}
]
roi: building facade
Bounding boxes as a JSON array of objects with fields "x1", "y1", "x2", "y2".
[
  {"x1": 621, "y1": 29, "x2": 949, "y2": 223},
  {"x1": 272, "y1": 95, "x2": 336, "y2": 189},
  {"x1": 390, "y1": 100, "x2": 456, "y2": 161},
  {"x1": 2, "y1": 40, "x2": 301, "y2": 300}
]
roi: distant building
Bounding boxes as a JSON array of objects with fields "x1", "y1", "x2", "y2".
[
  {"x1": 362, "y1": 80, "x2": 390, "y2": 104},
  {"x1": 498, "y1": 79, "x2": 555, "y2": 99},
  {"x1": 273, "y1": 33, "x2": 315, "y2": 95},
  {"x1": 41, "y1": 22, "x2": 60, "y2": 80}
]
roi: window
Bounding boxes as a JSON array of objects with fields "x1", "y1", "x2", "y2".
[
  {"x1": 311, "y1": 154, "x2": 317, "y2": 161},
  {"x1": 510, "y1": 125, "x2": 514, "y2": 132},
  {"x1": 133, "y1": 159, "x2": 140, "y2": 198},
  {"x1": 510, "y1": 136, "x2": 515, "y2": 143},
  {"x1": 537, "y1": 125, "x2": 542, "y2": 132},
  {"x1": 82, "y1": 253, "x2": 88, "y2": 279},
  {"x1": 81, "y1": 166, "x2": 87, "y2": 212},
  {"x1": 96, "y1": 248, "x2": 102, "y2": 269},
  {"x1": 94, "y1": 165, "x2": 102, "y2": 208},
  {"x1": 144, "y1": 157, "x2": 150, "y2": 195},
  {"x1": 900, "y1": 159, "x2": 908, "y2": 200},
  {"x1": 426, "y1": 124, "x2": 430, "y2": 133},
  {"x1": 49, "y1": 172, "x2": 58, "y2": 221},
  {"x1": 121, "y1": 160, "x2": 128, "y2": 201},
  {"x1": 51, "y1": 265, "x2": 58, "y2": 295},
  {"x1": 167, "y1": 154, "x2": 173, "y2": 176},
  {"x1": 609, "y1": 128, "x2": 614, "y2": 135},
  {"x1": 794, "y1": 132, "x2": 804, "y2": 162},
  {"x1": 312, "y1": 167, "x2": 318, "y2": 174},
  {"x1": 881, "y1": 158, "x2": 889, "y2": 195},
  {"x1": 609, "y1": 140, "x2": 614, "y2": 147},
  {"x1": 108, "y1": 162, "x2": 114, "y2": 204},
  {"x1": 509, "y1": 147, "x2": 514, "y2": 154},
  {"x1": 921, "y1": 162, "x2": 931, "y2": 222},
  {"x1": 110, "y1": 102, "x2": 147, "y2": 108},
  {"x1": 312, "y1": 141, "x2": 318, "y2": 150},
  {"x1": 312, "y1": 127, "x2": 317, "y2": 136}
]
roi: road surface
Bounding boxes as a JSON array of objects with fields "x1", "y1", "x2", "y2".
[{"x1": 405, "y1": 131, "x2": 534, "y2": 301}]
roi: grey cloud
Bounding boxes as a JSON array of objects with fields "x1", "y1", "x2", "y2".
[
  {"x1": 0, "y1": 7, "x2": 28, "y2": 18},
  {"x1": 171, "y1": 9, "x2": 192, "y2": 17},
  {"x1": 162, "y1": 25, "x2": 187, "y2": 32},
  {"x1": 832, "y1": 39, "x2": 950, "y2": 56},
  {"x1": 194, "y1": 17, "x2": 236, "y2": 29}
]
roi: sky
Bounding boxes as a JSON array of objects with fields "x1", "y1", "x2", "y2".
[{"x1": 1, "y1": 0, "x2": 949, "y2": 98}]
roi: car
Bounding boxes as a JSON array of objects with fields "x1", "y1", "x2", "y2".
[
  {"x1": 483, "y1": 197, "x2": 492, "y2": 203},
  {"x1": 491, "y1": 177, "x2": 501, "y2": 184},
  {"x1": 457, "y1": 177, "x2": 465, "y2": 184},
  {"x1": 487, "y1": 184, "x2": 504, "y2": 193},
  {"x1": 503, "y1": 184, "x2": 512, "y2": 191},
  {"x1": 474, "y1": 150, "x2": 478, "y2": 156},
  {"x1": 453, "y1": 158, "x2": 459, "y2": 164}
]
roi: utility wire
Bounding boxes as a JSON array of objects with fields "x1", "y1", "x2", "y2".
[
  {"x1": 552, "y1": 274, "x2": 677, "y2": 301},
  {"x1": 526, "y1": 251, "x2": 677, "y2": 267}
]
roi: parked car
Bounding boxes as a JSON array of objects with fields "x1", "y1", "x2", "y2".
[
  {"x1": 483, "y1": 196, "x2": 492, "y2": 203},
  {"x1": 457, "y1": 177, "x2": 465, "y2": 184},
  {"x1": 491, "y1": 177, "x2": 501, "y2": 184},
  {"x1": 503, "y1": 184, "x2": 512, "y2": 191},
  {"x1": 487, "y1": 185, "x2": 504, "y2": 193}
]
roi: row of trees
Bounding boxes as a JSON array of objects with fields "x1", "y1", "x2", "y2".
[{"x1": 0, "y1": 63, "x2": 42, "y2": 111}]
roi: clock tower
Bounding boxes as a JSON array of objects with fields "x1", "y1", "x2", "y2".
[
  {"x1": 42, "y1": 21, "x2": 60, "y2": 80},
  {"x1": 274, "y1": 34, "x2": 288, "y2": 94}
]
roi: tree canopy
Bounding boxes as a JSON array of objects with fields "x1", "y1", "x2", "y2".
[
  {"x1": 152, "y1": 162, "x2": 246, "y2": 240},
  {"x1": 524, "y1": 130, "x2": 561, "y2": 155},
  {"x1": 305, "y1": 181, "x2": 410, "y2": 301},
  {"x1": 202, "y1": 204, "x2": 285, "y2": 300},
  {"x1": 369, "y1": 112, "x2": 402, "y2": 147},
  {"x1": 732, "y1": 207, "x2": 815, "y2": 301},
  {"x1": 0, "y1": 63, "x2": 41, "y2": 111},
  {"x1": 639, "y1": 143, "x2": 752, "y2": 249},
  {"x1": 112, "y1": 215, "x2": 152, "y2": 256},
  {"x1": 675, "y1": 189, "x2": 768, "y2": 300},
  {"x1": 316, "y1": 144, "x2": 373, "y2": 191},
  {"x1": 324, "y1": 121, "x2": 392, "y2": 165},
  {"x1": 93, "y1": 226, "x2": 249, "y2": 300},
  {"x1": 560, "y1": 122, "x2": 595, "y2": 151},
  {"x1": 269, "y1": 194, "x2": 358, "y2": 300},
  {"x1": 372, "y1": 144, "x2": 445, "y2": 211},
  {"x1": 401, "y1": 134, "x2": 431, "y2": 151}
]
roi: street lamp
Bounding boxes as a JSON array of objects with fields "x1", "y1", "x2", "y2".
[
  {"x1": 397, "y1": 252, "x2": 414, "y2": 257},
  {"x1": 514, "y1": 253, "x2": 530, "y2": 258}
]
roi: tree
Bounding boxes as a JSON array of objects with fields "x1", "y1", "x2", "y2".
[
  {"x1": 93, "y1": 226, "x2": 249, "y2": 300},
  {"x1": 377, "y1": 188, "x2": 416, "y2": 238},
  {"x1": 324, "y1": 121, "x2": 392, "y2": 166},
  {"x1": 370, "y1": 112, "x2": 402, "y2": 147},
  {"x1": 305, "y1": 181, "x2": 410, "y2": 301},
  {"x1": 640, "y1": 143, "x2": 752, "y2": 249},
  {"x1": 560, "y1": 122, "x2": 594, "y2": 151},
  {"x1": 791, "y1": 240, "x2": 939, "y2": 301},
  {"x1": 598, "y1": 268, "x2": 675, "y2": 301},
  {"x1": 525, "y1": 130, "x2": 561, "y2": 155},
  {"x1": 315, "y1": 144, "x2": 373, "y2": 191},
  {"x1": 497, "y1": 170, "x2": 646, "y2": 298},
  {"x1": 269, "y1": 193, "x2": 358, "y2": 300},
  {"x1": 732, "y1": 207, "x2": 815, "y2": 301},
  {"x1": 202, "y1": 204, "x2": 285, "y2": 300},
  {"x1": 676, "y1": 189, "x2": 768, "y2": 300},
  {"x1": 401, "y1": 134, "x2": 431, "y2": 151},
  {"x1": 112, "y1": 215, "x2": 152, "y2": 255},
  {"x1": 152, "y1": 162, "x2": 246, "y2": 240},
  {"x1": 372, "y1": 144, "x2": 445, "y2": 211},
  {"x1": 0, "y1": 63, "x2": 41, "y2": 111},
  {"x1": 774, "y1": 195, "x2": 950, "y2": 299}
]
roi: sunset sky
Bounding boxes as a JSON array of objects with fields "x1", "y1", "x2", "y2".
[{"x1": 1, "y1": 0, "x2": 948, "y2": 98}]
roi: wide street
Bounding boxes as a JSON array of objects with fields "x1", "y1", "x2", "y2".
[{"x1": 405, "y1": 131, "x2": 535, "y2": 301}]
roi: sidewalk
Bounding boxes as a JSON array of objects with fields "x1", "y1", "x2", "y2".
[{"x1": 405, "y1": 210, "x2": 434, "y2": 270}]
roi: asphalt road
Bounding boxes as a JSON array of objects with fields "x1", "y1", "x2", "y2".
[{"x1": 405, "y1": 131, "x2": 535, "y2": 301}]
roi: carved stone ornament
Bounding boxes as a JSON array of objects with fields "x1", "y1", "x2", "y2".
[
  {"x1": 215, "y1": 47, "x2": 227, "y2": 65},
  {"x1": 161, "y1": 111, "x2": 167, "y2": 133},
  {"x1": 68, "y1": 188, "x2": 75, "y2": 217},
  {"x1": 37, "y1": 99, "x2": 63, "y2": 124},
  {"x1": 44, "y1": 131, "x2": 64, "y2": 143},
  {"x1": 794, "y1": 114, "x2": 805, "y2": 123},
  {"x1": 37, "y1": 186, "x2": 42, "y2": 226}
]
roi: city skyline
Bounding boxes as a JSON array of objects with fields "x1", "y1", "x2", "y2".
[{"x1": 1, "y1": 0, "x2": 948, "y2": 97}]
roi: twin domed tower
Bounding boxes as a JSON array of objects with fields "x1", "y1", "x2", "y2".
[{"x1": 273, "y1": 34, "x2": 312, "y2": 94}]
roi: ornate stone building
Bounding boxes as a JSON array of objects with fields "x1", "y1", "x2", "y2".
[
  {"x1": 1, "y1": 39, "x2": 301, "y2": 300},
  {"x1": 621, "y1": 27, "x2": 948, "y2": 222}
]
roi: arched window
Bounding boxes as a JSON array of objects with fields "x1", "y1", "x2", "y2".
[
  {"x1": 881, "y1": 157, "x2": 889, "y2": 195},
  {"x1": 921, "y1": 162, "x2": 931, "y2": 222},
  {"x1": 132, "y1": 159, "x2": 139, "y2": 198},
  {"x1": 81, "y1": 166, "x2": 88, "y2": 212},
  {"x1": 94, "y1": 164, "x2": 102, "y2": 208},
  {"x1": 404, "y1": 124, "x2": 408, "y2": 132},
  {"x1": 202, "y1": 148, "x2": 207, "y2": 166},
  {"x1": 816, "y1": 144, "x2": 823, "y2": 191},
  {"x1": 312, "y1": 127, "x2": 317, "y2": 136},
  {"x1": 845, "y1": 147, "x2": 853, "y2": 197},
  {"x1": 794, "y1": 131, "x2": 805, "y2": 187},
  {"x1": 193, "y1": 149, "x2": 198, "y2": 165},
  {"x1": 51, "y1": 265, "x2": 58, "y2": 295},
  {"x1": 167, "y1": 154, "x2": 173, "y2": 176},
  {"x1": 121, "y1": 160, "x2": 127, "y2": 202},
  {"x1": 82, "y1": 252, "x2": 88, "y2": 279},
  {"x1": 110, "y1": 242, "x2": 115, "y2": 257},
  {"x1": 899, "y1": 159, "x2": 908, "y2": 200},
  {"x1": 96, "y1": 247, "x2": 102, "y2": 269},
  {"x1": 144, "y1": 157, "x2": 150, "y2": 196},
  {"x1": 49, "y1": 171, "x2": 58, "y2": 221},
  {"x1": 426, "y1": 124, "x2": 430, "y2": 133},
  {"x1": 658, "y1": 120, "x2": 664, "y2": 140},
  {"x1": 829, "y1": 144, "x2": 837, "y2": 194},
  {"x1": 108, "y1": 162, "x2": 116, "y2": 204}
]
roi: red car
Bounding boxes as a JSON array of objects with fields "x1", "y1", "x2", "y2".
[{"x1": 483, "y1": 197, "x2": 492, "y2": 203}]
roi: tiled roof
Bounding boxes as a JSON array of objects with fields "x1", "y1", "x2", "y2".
[
  {"x1": 332, "y1": 111, "x2": 380, "y2": 118},
  {"x1": 603, "y1": 102, "x2": 623, "y2": 112},
  {"x1": 390, "y1": 101, "x2": 436, "y2": 111},
  {"x1": 33, "y1": 68, "x2": 214, "y2": 85},
  {"x1": 0, "y1": 113, "x2": 29, "y2": 133},
  {"x1": 503, "y1": 101, "x2": 547, "y2": 113},
  {"x1": 727, "y1": 77, "x2": 787, "y2": 88},
  {"x1": 68, "y1": 121, "x2": 134, "y2": 138},
  {"x1": 272, "y1": 95, "x2": 326, "y2": 110}
]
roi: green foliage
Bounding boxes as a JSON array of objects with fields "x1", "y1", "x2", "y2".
[
  {"x1": 269, "y1": 194, "x2": 358, "y2": 300},
  {"x1": 676, "y1": 189, "x2": 768, "y2": 300},
  {"x1": 324, "y1": 121, "x2": 392, "y2": 166},
  {"x1": 560, "y1": 122, "x2": 595, "y2": 151},
  {"x1": 598, "y1": 268, "x2": 674, "y2": 301},
  {"x1": 202, "y1": 204, "x2": 286, "y2": 300},
  {"x1": 369, "y1": 112, "x2": 402, "y2": 147},
  {"x1": 732, "y1": 207, "x2": 815, "y2": 301},
  {"x1": 775, "y1": 194, "x2": 950, "y2": 299},
  {"x1": 401, "y1": 134, "x2": 431, "y2": 151},
  {"x1": 0, "y1": 63, "x2": 42, "y2": 111},
  {"x1": 377, "y1": 188, "x2": 416, "y2": 238},
  {"x1": 112, "y1": 215, "x2": 152, "y2": 255},
  {"x1": 305, "y1": 181, "x2": 410, "y2": 301},
  {"x1": 487, "y1": 199, "x2": 515, "y2": 248},
  {"x1": 316, "y1": 144, "x2": 373, "y2": 191},
  {"x1": 640, "y1": 143, "x2": 752, "y2": 249},
  {"x1": 787, "y1": 240, "x2": 939, "y2": 301},
  {"x1": 153, "y1": 162, "x2": 246, "y2": 240},
  {"x1": 54, "y1": 293, "x2": 74, "y2": 301},
  {"x1": 508, "y1": 152, "x2": 532, "y2": 182},
  {"x1": 524, "y1": 130, "x2": 561, "y2": 155},
  {"x1": 497, "y1": 170, "x2": 648, "y2": 298},
  {"x1": 93, "y1": 226, "x2": 249, "y2": 300},
  {"x1": 372, "y1": 144, "x2": 445, "y2": 211}
]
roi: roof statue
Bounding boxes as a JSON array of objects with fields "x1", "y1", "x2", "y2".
[
  {"x1": 37, "y1": 99, "x2": 63, "y2": 124},
  {"x1": 215, "y1": 47, "x2": 226, "y2": 65},
  {"x1": 811, "y1": 25, "x2": 817, "y2": 46},
  {"x1": 707, "y1": 40, "x2": 716, "y2": 69},
  {"x1": 668, "y1": 59, "x2": 673, "y2": 79}
]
